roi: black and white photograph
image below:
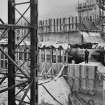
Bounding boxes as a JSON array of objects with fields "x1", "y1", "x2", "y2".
[{"x1": 0, "y1": 0, "x2": 105, "y2": 105}]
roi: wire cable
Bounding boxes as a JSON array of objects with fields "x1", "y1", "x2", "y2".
[{"x1": 41, "y1": 84, "x2": 64, "y2": 105}]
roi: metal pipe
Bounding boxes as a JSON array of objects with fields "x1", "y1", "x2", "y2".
[
  {"x1": 16, "y1": 5, "x2": 30, "y2": 24},
  {"x1": 0, "y1": 24, "x2": 34, "y2": 29},
  {"x1": 18, "y1": 81, "x2": 32, "y2": 105},
  {"x1": 0, "y1": 80, "x2": 28, "y2": 93},
  {"x1": 15, "y1": 1, "x2": 30, "y2": 5},
  {"x1": 0, "y1": 47, "x2": 29, "y2": 78},
  {"x1": 8, "y1": 0, "x2": 15, "y2": 104},
  {"x1": 15, "y1": 7, "x2": 30, "y2": 25},
  {"x1": 30, "y1": 0, "x2": 38, "y2": 105}
]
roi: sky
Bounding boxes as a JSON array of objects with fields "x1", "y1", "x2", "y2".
[
  {"x1": 0, "y1": 0, "x2": 84, "y2": 22},
  {"x1": 38, "y1": 0, "x2": 81, "y2": 19}
]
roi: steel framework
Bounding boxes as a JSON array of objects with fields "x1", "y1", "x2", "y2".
[{"x1": 0, "y1": 0, "x2": 38, "y2": 105}]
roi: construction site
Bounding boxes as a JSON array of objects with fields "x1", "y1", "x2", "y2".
[{"x1": 0, "y1": 0, "x2": 105, "y2": 105}]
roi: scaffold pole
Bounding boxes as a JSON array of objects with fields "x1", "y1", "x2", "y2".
[
  {"x1": 8, "y1": 0, "x2": 15, "y2": 105},
  {"x1": 30, "y1": 0, "x2": 38, "y2": 105}
]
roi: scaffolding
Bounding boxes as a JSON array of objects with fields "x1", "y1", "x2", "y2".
[
  {"x1": 97, "y1": 0, "x2": 105, "y2": 32},
  {"x1": 77, "y1": 0, "x2": 105, "y2": 33},
  {"x1": 0, "y1": 0, "x2": 38, "y2": 105}
]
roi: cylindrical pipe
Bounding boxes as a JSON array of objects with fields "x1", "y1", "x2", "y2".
[{"x1": 30, "y1": 0, "x2": 38, "y2": 105}]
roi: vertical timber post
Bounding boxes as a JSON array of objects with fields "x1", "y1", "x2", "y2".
[
  {"x1": 30, "y1": 0, "x2": 38, "y2": 105},
  {"x1": 8, "y1": 0, "x2": 15, "y2": 105}
]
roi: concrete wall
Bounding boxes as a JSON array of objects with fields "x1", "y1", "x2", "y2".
[{"x1": 38, "y1": 31, "x2": 82, "y2": 44}]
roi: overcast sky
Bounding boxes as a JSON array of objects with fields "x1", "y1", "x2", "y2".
[
  {"x1": 0, "y1": 0, "x2": 83, "y2": 22},
  {"x1": 38, "y1": 0, "x2": 81, "y2": 19}
]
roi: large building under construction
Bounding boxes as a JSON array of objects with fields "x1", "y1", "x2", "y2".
[
  {"x1": 77, "y1": 0, "x2": 105, "y2": 32},
  {"x1": 78, "y1": 0, "x2": 100, "y2": 19},
  {"x1": 0, "y1": 0, "x2": 105, "y2": 105}
]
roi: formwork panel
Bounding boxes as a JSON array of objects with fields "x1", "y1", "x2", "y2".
[
  {"x1": 88, "y1": 66, "x2": 97, "y2": 79},
  {"x1": 81, "y1": 65, "x2": 87, "y2": 78},
  {"x1": 81, "y1": 78, "x2": 87, "y2": 90},
  {"x1": 74, "y1": 65, "x2": 80, "y2": 78},
  {"x1": 103, "y1": 80, "x2": 105, "y2": 105},
  {"x1": 56, "y1": 63, "x2": 63, "y2": 73},
  {"x1": 68, "y1": 64, "x2": 75, "y2": 78},
  {"x1": 73, "y1": 78, "x2": 80, "y2": 91},
  {"x1": 88, "y1": 79, "x2": 95, "y2": 91}
]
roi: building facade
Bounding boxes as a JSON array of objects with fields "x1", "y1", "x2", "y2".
[
  {"x1": 77, "y1": 0, "x2": 100, "y2": 21},
  {"x1": 77, "y1": 0, "x2": 105, "y2": 32},
  {"x1": 38, "y1": 17, "x2": 83, "y2": 44}
]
